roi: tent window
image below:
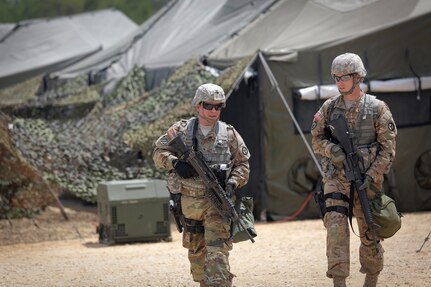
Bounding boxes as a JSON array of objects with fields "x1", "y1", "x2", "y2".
[{"x1": 292, "y1": 89, "x2": 431, "y2": 134}]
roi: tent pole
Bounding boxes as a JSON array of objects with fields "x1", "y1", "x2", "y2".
[{"x1": 258, "y1": 52, "x2": 323, "y2": 177}]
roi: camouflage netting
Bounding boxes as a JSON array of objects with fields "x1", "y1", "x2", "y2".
[
  {"x1": 0, "y1": 76, "x2": 43, "y2": 107},
  {"x1": 0, "y1": 74, "x2": 101, "y2": 120},
  {"x1": 0, "y1": 113, "x2": 61, "y2": 219},
  {"x1": 124, "y1": 56, "x2": 253, "y2": 158},
  {"x1": 0, "y1": 56, "x2": 250, "y2": 217}
]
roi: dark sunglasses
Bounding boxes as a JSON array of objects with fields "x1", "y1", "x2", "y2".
[
  {"x1": 333, "y1": 73, "x2": 355, "y2": 82},
  {"x1": 202, "y1": 102, "x2": 223, "y2": 111}
]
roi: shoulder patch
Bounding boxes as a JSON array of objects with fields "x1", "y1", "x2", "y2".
[
  {"x1": 388, "y1": 122, "x2": 395, "y2": 131},
  {"x1": 159, "y1": 135, "x2": 169, "y2": 145},
  {"x1": 313, "y1": 111, "x2": 322, "y2": 122},
  {"x1": 241, "y1": 146, "x2": 249, "y2": 156}
]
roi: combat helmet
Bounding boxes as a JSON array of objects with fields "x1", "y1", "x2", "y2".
[
  {"x1": 331, "y1": 53, "x2": 367, "y2": 78},
  {"x1": 192, "y1": 83, "x2": 226, "y2": 107}
]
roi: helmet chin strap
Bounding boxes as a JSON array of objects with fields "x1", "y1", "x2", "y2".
[
  {"x1": 340, "y1": 78, "x2": 359, "y2": 96},
  {"x1": 198, "y1": 112, "x2": 218, "y2": 127}
]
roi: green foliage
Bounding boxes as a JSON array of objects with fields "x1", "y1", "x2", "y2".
[{"x1": 0, "y1": 0, "x2": 169, "y2": 24}]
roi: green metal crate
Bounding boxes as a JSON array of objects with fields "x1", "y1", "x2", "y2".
[{"x1": 96, "y1": 179, "x2": 171, "y2": 244}]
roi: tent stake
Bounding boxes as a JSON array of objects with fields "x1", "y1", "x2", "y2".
[{"x1": 416, "y1": 230, "x2": 431, "y2": 253}]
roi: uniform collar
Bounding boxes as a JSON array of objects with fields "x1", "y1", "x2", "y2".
[{"x1": 336, "y1": 91, "x2": 366, "y2": 110}]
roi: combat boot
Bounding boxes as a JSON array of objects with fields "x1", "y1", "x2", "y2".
[
  {"x1": 363, "y1": 273, "x2": 378, "y2": 287},
  {"x1": 333, "y1": 276, "x2": 347, "y2": 287}
]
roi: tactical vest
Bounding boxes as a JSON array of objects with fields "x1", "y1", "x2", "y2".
[
  {"x1": 328, "y1": 94, "x2": 380, "y2": 173},
  {"x1": 329, "y1": 94, "x2": 378, "y2": 148},
  {"x1": 178, "y1": 117, "x2": 232, "y2": 195}
]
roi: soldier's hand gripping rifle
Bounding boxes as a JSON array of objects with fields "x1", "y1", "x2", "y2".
[
  {"x1": 168, "y1": 135, "x2": 255, "y2": 243},
  {"x1": 328, "y1": 114, "x2": 380, "y2": 251}
]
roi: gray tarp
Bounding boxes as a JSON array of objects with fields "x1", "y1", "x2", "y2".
[
  {"x1": 215, "y1": 0, "x2": 431, "y2": 218},
  {"x1": 208, "y1": 0, "x2": 431, "y2": 67},
  {"x1": 67, "y1": 9, "x2": 138, "y2": 50},
  {"x1": 0, "y1": 9, "x2": 138, "y2": 89},
  {"x1": 0, "y1": 23, "x2": 14, "y2": 41},
  {"x1": 51, "y1": 0, "x2": 277, "y2": 90}
]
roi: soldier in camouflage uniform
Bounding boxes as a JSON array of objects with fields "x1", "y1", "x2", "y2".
[
  {"x1": 153, "y1": 83, "x2": 250, "y2": 287},
  {"x1": 311, "y1": 53, "x2": 397, "y2": 287}
]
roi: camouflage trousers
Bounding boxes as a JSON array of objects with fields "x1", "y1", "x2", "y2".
[
  {"x1": 323, "y1": 176, "x2": 384, "y2": 279},
  {"x1": 181, "y1": 195, "x2": 234, "y2": 287}
]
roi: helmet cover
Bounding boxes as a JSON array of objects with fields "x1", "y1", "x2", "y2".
[
  {"x1": 192, "y1": 83, "x2": 226, "y2": 107},
  {"x1": 331, "y1": 52, "x2": 367, "y2": 77}
]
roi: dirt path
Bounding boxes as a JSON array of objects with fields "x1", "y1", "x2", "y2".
[{"x1": 1, "y1": 207, "x2": 430, "y2": 287}]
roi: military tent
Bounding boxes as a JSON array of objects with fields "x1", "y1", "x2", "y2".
[
  {"x1": 0, "y1": 9, "x2": 138, "y2": 89},
  {"x1": 50, "y1": 0, "x2": 277, "y2": 91},
  {"x1": 0, "y1": 23, "x2": 14, "y2": 41},
  {"x1": 206, "y1": 0, "x2": 431, "y2": 219}
]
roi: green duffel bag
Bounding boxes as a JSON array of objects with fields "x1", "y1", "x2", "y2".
[
  {"x1": 370, "y1": 194, "x2": 402, "y2": 239},
  {"x1": 232, "y1": 197, "x2": 257, "y2": 243}
]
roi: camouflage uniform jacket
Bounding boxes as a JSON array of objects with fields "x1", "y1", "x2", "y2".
[
  {"x1": 153, "y1": 118, "x2": 250, "y2": 195},
  {"x1": 311, "y1": 93, "x2": 397, "y2": 183}
]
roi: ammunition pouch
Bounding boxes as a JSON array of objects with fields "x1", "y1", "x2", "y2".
[{"x1": 184, "y1": 218, "x2": 205, "y2": 234}]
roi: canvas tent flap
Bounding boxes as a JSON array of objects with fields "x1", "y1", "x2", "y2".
[
  {"x1": 67, "y1": 9, "x2": 138, "y2": 50},
  {"x1": 0, "y1": 23, "x2": 15, "y2": 41},
  {"x1": 129, "y1": 0, "x2": 276, "y2": 69},
  {"x1": 50, "y1": 1, "x2": 177, "y2": 82},
  {"x1": 64, "y1": 0, "x2": 277, "y2": 90},
  {"x1": 207, "y1": 0, "x2": 431, "y2": 68},
  {"x1": 218, "y1": 0, "x2": 431, "y2": 218},
  {"x1": 0, "y1": 9, "x2": 138, "y2": 89},
  {"x1": 0, "y1": 18, "x2": 101, "y2": 88}
]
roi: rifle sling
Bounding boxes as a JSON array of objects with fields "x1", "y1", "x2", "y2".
[
  {"x1": 192, "y1": 118, "x2": 199, "y2": 151},
  {"x1": 348, "y1": 184, "x2": 361, "y2": 237}
]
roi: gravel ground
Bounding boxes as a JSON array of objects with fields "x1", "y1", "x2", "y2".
[{"x1": 0, "y1": 201, "x2": 430, "y2": 287}]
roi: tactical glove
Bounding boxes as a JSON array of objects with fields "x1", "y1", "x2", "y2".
[
  {"x1": 330, "y1": 145, "x2": 346, "y2": 168},
  {"x1": 359, "y1": 175, "x2": 373, "y2": 191},
  {"x1": 225, "y1": 183, "x2": 236, "y2": 197},
  {"x1": 173, "y1": 160, "x2": 197, "y2": 179}
]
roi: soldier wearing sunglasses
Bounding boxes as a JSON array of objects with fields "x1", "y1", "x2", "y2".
[
  {"x1": 153, "y1": 83, "x2": 250, "y2": 287},
  {"x1": 311, "y1": 53, "x2": 397, "y2": 287}
]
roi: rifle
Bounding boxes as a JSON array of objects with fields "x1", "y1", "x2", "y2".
[
  {"x1": 328, "y1": 114, "x2": 380, "y2": 252},
  {"x1": 168, "y1": 135, "x2": 255, "y2": 243}
]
